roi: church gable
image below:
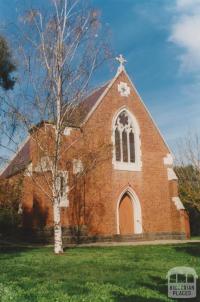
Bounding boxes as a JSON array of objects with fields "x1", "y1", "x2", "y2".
[{"x1": 82, "y1": 66, "x2": 171, "y2": 169}]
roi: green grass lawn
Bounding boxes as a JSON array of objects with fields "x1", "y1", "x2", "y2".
[
  {"x1": 191, "y1": 236, "x2": 200, "y2": 240},
  {"x1": 0, "y1": 243, "x2": 200, "y2": 301}
]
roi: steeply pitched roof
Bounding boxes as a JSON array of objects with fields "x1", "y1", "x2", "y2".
[
  {"x1": 0, "y1": 138, "x2": 31, "y2": 178},
  {"x1": 0, "y1": 83, "x2": 109, "y2": 179},
  {"x1": 64, "y1": 82, "x2": 110, "y2": 126}
]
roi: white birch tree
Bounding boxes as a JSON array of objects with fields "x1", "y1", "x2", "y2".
[{"x1": 0, "y1": 0, "x2": 111, "y2": 253}]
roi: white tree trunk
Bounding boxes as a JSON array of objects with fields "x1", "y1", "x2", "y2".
[{"x1": 53, "y1": 198, "x2": 63, "y2": 254}]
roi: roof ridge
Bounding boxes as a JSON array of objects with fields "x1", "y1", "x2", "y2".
[
  {"x1": 82, "y1": 69, "x2": 123, "y2": 125},
  {"x1": 83, "y1": 80, "x2": 111, "y2": 102}
]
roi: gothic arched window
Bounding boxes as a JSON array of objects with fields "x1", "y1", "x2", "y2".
[{"x1": 113, "y1": 109, "x2": 142, "y2": 171}]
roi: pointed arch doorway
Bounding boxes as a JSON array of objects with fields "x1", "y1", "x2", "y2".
[
  {"x1": 119, "y1": 193, "x2": 134, "y2": 234},
  {"x1": 117, "y1": 188, "x2": 142, "y2": 235}
]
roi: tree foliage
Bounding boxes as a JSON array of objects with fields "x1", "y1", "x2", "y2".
[
  {"x1": 175, "y1": 134, "x2": 200, "y2": 235},
  {"x1": 175, "y1": 165, "x2": 200, "y2": 235},
  {"x1": 175, "y1": 134, "x2": 200, "y2": 211},
  {"x1": 0, "y1": 176, "x2": 23, "y2": 234},
  {"x1": 175, "y1": 165, "x2": 200, "y2": 211},
  {"x1": 0, "y1": 36, "x2": 16, "y2": 90}
]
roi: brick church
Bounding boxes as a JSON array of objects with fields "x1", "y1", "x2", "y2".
[{"x1": 0, "y1": 56, "x2": 190, "y2": 242}]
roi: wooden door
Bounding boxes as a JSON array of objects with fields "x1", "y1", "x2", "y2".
[{"x1": 119, "y1": 193, "x2": 134, "y2": 235}]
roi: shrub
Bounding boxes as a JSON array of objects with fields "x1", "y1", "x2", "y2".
[{"x1": 0, "y1": 176, "x2": 23, "y2": 235}]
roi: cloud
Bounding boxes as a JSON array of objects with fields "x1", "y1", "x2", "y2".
[
  {"x1": 169, "y1": 0, "x2": 200, "y2": 73},
  {"x1": 176, "y1": 0, "x2": 200, "y2": 10}
]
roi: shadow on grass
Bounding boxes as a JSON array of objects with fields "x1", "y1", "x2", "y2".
[
  {"x1": 112, "y1": 292, "x2": 165, "y2": 302},
  {"x1": 64, "y1": 284, "x2": 90, "y2": 296},
  {"x1": 0, "y1": 245, "x2": 44, "y2": 260},
  {"x1": 173, "y1": 242, "x2": 200, "y2": 258},
  {"x1": 144, "y1": 275, "x2": 167, "y2": 296},
  {"x1": 0, "y1": 245, "x2": 31, "y2": 254},
  {"x1": 132, "y1": 274, "x2": 200, "y2": 302}
]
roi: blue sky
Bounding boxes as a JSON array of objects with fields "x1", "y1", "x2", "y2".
[{"x1": 0, "y1": 0, "x2": 200, "y2": 151}]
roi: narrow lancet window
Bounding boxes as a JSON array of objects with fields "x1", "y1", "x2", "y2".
[
  {"x1": 115, "y1": 128, "x2": 121, "y2": 161},
  {"x1": 122, "y1": 130, "x2": 128, "y2": 162},
  {"x1": 129, "y1": 131, "x2": 135, "y2": 163}
]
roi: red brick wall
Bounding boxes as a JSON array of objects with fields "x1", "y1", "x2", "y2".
[
  {"x1": 76, "y1": 71, "x2": 188, "y2": 236},
  {"x1": 17, "y1": 70, "x2": 189, "y2": 237}
]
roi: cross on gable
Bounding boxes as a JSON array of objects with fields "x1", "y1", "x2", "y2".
[{"x1": 116, "y1": 54, "x2": 127, "y2": 71}]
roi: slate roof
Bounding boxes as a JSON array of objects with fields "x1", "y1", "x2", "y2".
[
  {"x1": 64, "y1": 82, "x2": 109, "y2": 126},
  {"x1": 80, "y1": 82, "x2": 110, "y2": 119},
  {"x1": 0, "y1": 82, "x2": 109, "y2": 178},
  {"x1": 0, "y1": 139, "x2": 31, "y2": 179}
]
